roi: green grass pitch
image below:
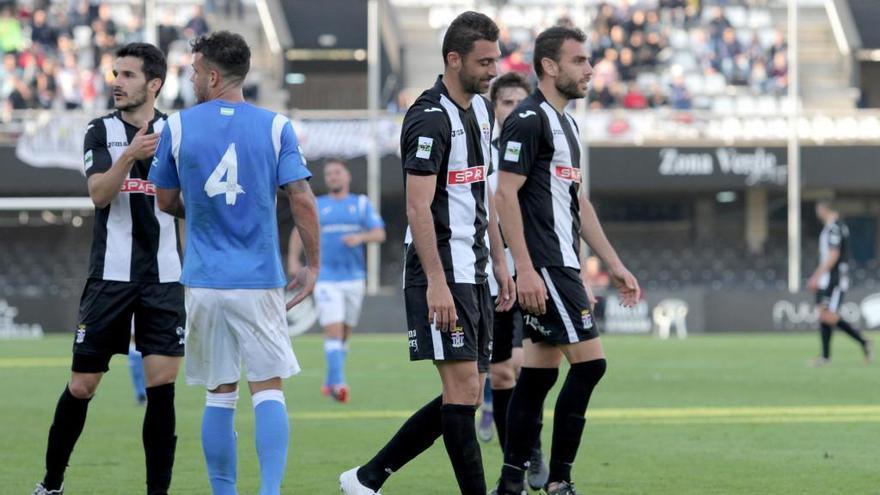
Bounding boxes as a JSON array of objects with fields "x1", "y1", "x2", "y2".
[{"x1": 2, "y1": 332, "x2": 878, "y2": 494}]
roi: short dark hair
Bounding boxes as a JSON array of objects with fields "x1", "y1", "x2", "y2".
[
  {"x1": 191, "y1": 31, "x2": 251, "y2": 82},
  {"x1": 323, "y1": 158, "x2": 348, "y2": 169},
  {"x1": 115, "y1": 42, "x2": 167, "y2": 92},
  {"x1": 489, "y1": 72, "x2": 531, "y2": 104},
  {"x1": 816, "y1": 198, "x2": 836, "y2": 211},
  {"x1": 441, "y1": 11, "x2": 499, "y2": 65},
  {"x1": 533, "y1": 26, "x2": 587, "y2": 78}
]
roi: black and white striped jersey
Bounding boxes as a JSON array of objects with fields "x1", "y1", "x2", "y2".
[
  {"x1": 83, "y1": 110, "x2": 182, "y2": 283},
  {"x1": 498, "y1": 89, "x2": 582, "y2": 270},
  {"x1": 401, "y1": 76, "x2": 494, "y2": 288},
  {"x1": 819, "y1": 219, "x2": 850, "y2": 290}
]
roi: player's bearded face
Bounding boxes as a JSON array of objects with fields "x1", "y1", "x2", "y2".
[
  {"x1": 458, "y1": 40, "x2": 500, "y2": 95},
  {"x1": 112, "y1": 56, "x2": 150, "y2": 111},
  {"x1": 554, "y1": 40, "x2": 593, "y2": 100}
]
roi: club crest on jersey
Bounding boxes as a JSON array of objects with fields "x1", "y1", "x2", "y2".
[
  {"x1": 554, "y1": 165, "x2": 582, "y2": 183},
  {"x1": 504, "y1": 141, "x2": 522, "y2": 162},
  {"x1": 481, "y1": 121, "x2": 491, "y2": 140},
  {"x1": 581, "y1": 309, "x2": 594, "y2": 329},
  {"x1": 416, "y1": 137, "x2": 433, "y2": 159},
  {"x1": 75, "y1": 324, "x2": 86, "y2": 344},
  {"x1": 447, "y1": 166, "x2": 486, "y2": 185},
  {"x1": 450, "y1": 326, "x2": 465, "y2": 348}
]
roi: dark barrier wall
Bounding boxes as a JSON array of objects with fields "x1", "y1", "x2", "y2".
[{"x1": 588, "y1": 145, "x2": 880, "y2": 193}]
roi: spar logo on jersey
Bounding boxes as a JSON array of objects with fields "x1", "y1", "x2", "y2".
[
  {"x1": 447, "y1": 166, "x2": 486, "y2": 185},
  {"x1": 120, "y1": 179, "x2": 157, "y2": 195},
  {"x1": 75, "y1": 324, "x2": 86, "y2": 344},
  {"x1": 554, "y1": 165, "x2": 582, "y2": 183},
  {"x1": 450, "y1": 326, "x2": 465, "y2": 348}
]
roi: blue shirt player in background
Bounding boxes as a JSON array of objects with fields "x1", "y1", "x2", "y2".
[
  {"x1": 288, "y1": 159, "x2": 385, "y2": 403},
  {"x1": 149, "y1": 31, "x2": 320, "y2": 495}
]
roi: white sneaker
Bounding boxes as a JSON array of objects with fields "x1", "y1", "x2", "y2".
[
  {"x1": 32, "y1": 483, "x2": 63, "y2": 495},
  {"x1": 339, "y1": 467, "x2": 380, "y2": 494}
]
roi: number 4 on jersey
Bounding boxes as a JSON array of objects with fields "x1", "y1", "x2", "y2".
[{"x1": 204, "y1": 143, "x2": 245, "y2": 205}]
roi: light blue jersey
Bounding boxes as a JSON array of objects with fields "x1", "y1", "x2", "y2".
[
  {"x1": 149, "y1": 100, "x2": 310, "y2": 289},
  {"x1": 317, "y1": 194, "x2": 384, "y2": 282}
]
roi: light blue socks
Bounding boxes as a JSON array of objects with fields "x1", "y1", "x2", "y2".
[{"x1": 253, "y1": 390, "x2": 289, "y2": 495}]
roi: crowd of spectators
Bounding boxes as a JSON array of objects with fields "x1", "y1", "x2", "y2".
[
  {"x1": 0, "y1": 1, "x2": 211, "y2": 121},
  {"x1": 492, "y1": 0, "x2": 788, "y2": 111}
]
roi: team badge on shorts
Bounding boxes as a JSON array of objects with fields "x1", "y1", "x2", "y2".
[
  {"x1": 75, "y1": 324, "x2": 86, "y2": 343},
  {"x1": 451, "y1": 325, "x2": 465, "y2": 348},
  {"x1": 581, "y1": 309, "x2": 594, "y2": 330}
]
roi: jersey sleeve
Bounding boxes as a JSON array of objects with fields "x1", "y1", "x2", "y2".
[
  {"x1": 498, "y1": 106, "x2": 542, "y2": 176},
  {"x1": 148, "y1": 123, "x2": 180, "y2": 189},
  {"x1": 827, "y1": 224, "x2": 843, "y2": 248},
  {"x1": 360, "y1": 195, "x2": 385, "y2": 230},
  {"x1": 277, "y1": 120, "x2": 311, "y2": 187},
  {"x1": 83, "y1": 120, "x2": 112, "y2": 177},
  {"x1": 401, "y1": 103, "x2": 449, "y2": 176}
]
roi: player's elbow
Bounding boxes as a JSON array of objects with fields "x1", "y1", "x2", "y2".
[
  {"x1": 155, "y1": 193, "x2": 176, "y2": 215},
  {"x1": 374, "y1": 228, "x2": 387, "y2": 243},
  {"x1": 88, "y1": 188, "x2": 111, "y2": 209}
]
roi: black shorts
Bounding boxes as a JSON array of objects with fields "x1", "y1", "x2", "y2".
[
  {"x1": 816, "y1": 285, "x2": 846, "y2": 312},
  {"x1": 406, "y1": 282, "x2": 493, "y2": 373},
  {"x1": 72, "y1": 279, "x2": 185, "y2": 372},
  {"x1": 490, "y1": 302, "x2": 524, "y2": 364},
  {"x1": 524, "y1": 267, "x2": 599, "y2": 345}
]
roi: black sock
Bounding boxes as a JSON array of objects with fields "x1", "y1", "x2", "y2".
[
  {"x1": 836, "y1": 319, "x2": 867, "y2": 346},
  {"x1": 501, "y1": 367, "x2": 558, "y2": 488},
  {"x1": 441, "y1": 403, "x2": 485, "y2": 495},
  {"x1": 820, "y1": 323, "x2": 833, "y2": 359},
  {"x1": 144, "y1": 383, "x2": 177, "y2": 495},
  {"x1": 358, "y1": 395, "x2": 443, "y2": 490},
  {"x1": 492, "y1": 387, "x2": 514, "y2": 452},
  {"x1": 43, "y1": 386, "x2": 91, "y2": 490},
  {"x1": 549, "y1": 359, "x2": 607, "y2": 484}
]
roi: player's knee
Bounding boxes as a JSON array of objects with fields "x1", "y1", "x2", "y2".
[
  {"x1": 68, "y1": 378, "x2": 99, "y2": 399},
  {"x1": 490, "y1": 363, "x2": 516, "y2": 389},
  {"x1": 444, "y1": 375, "x2": 481, "y2": 405}
]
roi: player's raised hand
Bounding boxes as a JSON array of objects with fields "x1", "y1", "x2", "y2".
[
  {"x1": 493, "y1": 262, "x2": 516, "y2": 312},
  {"x1": 286, "y1": 265, "x2": 317, "y2": 309},
  {"x1": 610, "y1": 264, "x2": 640, "y2": 307},
  {"x1": 127, "y1": 121, "x2": 159, "y2": 161},
  {"x1": 517, "y1": 267, "x2": 547, "y2": 315},
  {"x1": 427, "y1": 281, "x2": 457, "y2": 332}
]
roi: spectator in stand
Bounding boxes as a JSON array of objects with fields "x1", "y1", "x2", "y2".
[
  {"x1": 31, "y1": 9, "x2": 58, "y2": 49},
  {"x1": 750, "y1": 59, "x2": 769, "y2": 93},
  {"x1": 0, "y1": 4, "x2": 24, "y2": 53},
  {"x1": 708, "y1": 6, "x2": 732, "y2": 42},
  {"x1": 184, "y1": 5, "x2": 210, "y2": 39},
  {"x1": 768, "y1": 30, "x2": 787, "y2": 61},
  {"x1": 617, "y1": 47, "x2": 637, "y2": 82},
  {"x1": 157, "y1": 10, "x2": 179, "y2": 56},
  {"x1": 730, "y1": 52, "x2": 751, "y2": 86},
  {"x1": 594, "y1": 2, "x2": 620, "y2": 37},
  {"x1": 629, "y1": 31, "x2": 654, "y2": 67},
  {"x1": 769, "y1": 51, "x2": 788, "y2": 95},
  {"x1": 589, "y1": 78, "x2": 617, "y2": 109},
  {"x1": 647, "y1": 83, "x2": 668, "y2": 108},
  {"x1": 669, "y1": 72, "x2": 692, "y2": 110},
  {"x1": 622, "y1": 82, "x2": 648, "y2": 109},
  {"x1": 501, "y1": 46, "x2": 532, "y2": 75}
]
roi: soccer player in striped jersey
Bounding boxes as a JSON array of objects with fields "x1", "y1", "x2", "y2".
[
  {"x1": 33, "y1": 43, "x2": 183, "y2": 495},
  {"x1": 494, "y1": 27, "x2": 641, "y2": 495},
  {"x1": 807, "y1": 199, "x2": 873, "y2": 366},
  {"x1": 340, "y1": 11, "x2": 514, "y2": 495},
  {"x1": 150, "y1": 31, "x2": 320, "y2": 495}
]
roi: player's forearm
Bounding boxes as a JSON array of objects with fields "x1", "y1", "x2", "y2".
[
  {"x1": 407, "y1": 203, "x2": 446, "y2": 284},
  {"x1": 360, "y1": 228, "x2": 386, "y2": 244},
  {"x1": 288, "y1": 182, "x2": 320, "y2": 270},
  {"x1": 287, "y1": 228, "x2": 303, "y2": 272},
  {"x1": 486, "y1": 186, "x2": 506, "y2": 266},
  {"x1": 579, "y1": 195, "x2": 624, "y2": 271},
  {"x1": 495, "y1": 185, "x2": 533, "y2": 273},
  {"x1": 88, "y1": 152, "x2": 137, "y2": 208}
]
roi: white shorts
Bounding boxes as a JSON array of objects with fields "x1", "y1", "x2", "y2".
[
  {"x1": 314, "y1": 280, "x2": 366, "y2": 328},
  {"x1": 184, "y1": 287, "x2": 301, "y2": 390}
]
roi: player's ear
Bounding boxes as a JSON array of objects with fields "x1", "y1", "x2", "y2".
[
  {"x1": 148, "y1": 77, "x2": 162, "y2": 96},
  {"x1": 541, "y1": 57, "x2": 558, "y2": 78},
  {"x1": 446, "y1": 51, "x2": 462, "y2": 71}
]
